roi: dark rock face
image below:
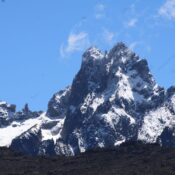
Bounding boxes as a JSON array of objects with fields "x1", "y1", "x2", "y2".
[
  {"x1": 57, "y1": 43, "x2": 165, "y2": 155},
  {"x1": 157, "y1": 127, "x2": 175, "y2": 147},
  {"x1": 47, "y1": 86, "x2": 71, "y2": 118},
  {"x1": 44, "y1": 43, "x2": 171, "y2": 155},
  {"x1": 167, "y1": 86, "x2": 175, "y2": 98},
  {"x1": 0, "y1": 102, "x2": 41, "y2": 127},
  {"x1": 11, "y1": 131, "x2": 41, "y2": 156},
  {"x1": 0, "y1": 102, "x2": 16, "y2": 127},
  {"x1": 1, "y1": 42, "x2": 175, "y2": 156}
]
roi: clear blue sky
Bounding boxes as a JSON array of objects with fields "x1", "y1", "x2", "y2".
[{"x1": 0, "y1": 0, "x2": 175, "y2": 111}]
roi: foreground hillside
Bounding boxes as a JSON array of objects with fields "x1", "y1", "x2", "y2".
[{"x1": 0, "y1": 142, "x2": 175, "y2": 175}]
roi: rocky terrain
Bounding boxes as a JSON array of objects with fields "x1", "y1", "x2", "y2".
[
  {"x1": 1, "y1": 42, "x2": 175, "y2": 156},
  {"x1": 0, "y1": 142, "x2": 175, "y2": 175}
]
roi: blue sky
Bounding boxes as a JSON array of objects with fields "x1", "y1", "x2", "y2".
[{"x1": 0, "y1": 0, "x2": 175, "y2": 111}]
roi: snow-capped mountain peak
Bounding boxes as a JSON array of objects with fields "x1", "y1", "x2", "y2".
[
  {"x1": 1, "y1": 42, "x2": 175, "y2": 156},
  {"x1": 82, "y1": 46, "x2": 104, "y2": 62}
]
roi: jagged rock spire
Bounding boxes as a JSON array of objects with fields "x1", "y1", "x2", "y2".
[{"x1": 1, "y1": 42, "x2": 175, "y2": 156}]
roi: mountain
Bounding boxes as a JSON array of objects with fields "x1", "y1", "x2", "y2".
[{"x1": 1, "y1": 42, "x2": 175, "y2": 156}]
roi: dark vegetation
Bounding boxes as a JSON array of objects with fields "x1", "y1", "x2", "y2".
[{"x1": 0, "y1": 141, "x2": 175, "y2": 175}]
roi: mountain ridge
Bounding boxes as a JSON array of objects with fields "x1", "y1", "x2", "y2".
[{"x1": 1, "y1": 42, "x2": 175, "y2": 156}]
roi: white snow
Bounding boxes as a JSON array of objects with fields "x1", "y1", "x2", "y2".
[
  {"x1": 106, "y1": 58, "x2": 114, "y2": 73},
  {"x1": 80, "y1": 93, "x2": 105, "y2": 114},
  {"x1": 138, "y1": 106, "x2": 174, "y2": 143},
  {"x1": 0, "y1": 101, "x2": 6, "y2": 105},
  {"x1": 101, "y1": 106, "x2": 135, "y2": 130},
  {"x1": 0, "y1": 112, "x2": 58, "y2": 147},
  {"x1": 55, "y1": 142, "x2": 75, "y2": 156},
  {"x1": 73, "y1": 129, "x2": 86, "y2": 153},
  {"x1": 41, "y1": 118, "x2": 65, "y2": 143},
  {"x1": 105, "y1": 67, "x2": 146, "y2": 104},
  {"x1": 55, "y1": 87, "x2": 70, "y2": 103},
  {"x1": 115, "y1": 138, "x2": 126, "y2": 146},
  {"x1": 115, "y1": 68, "x2": 134, "y2": 101},
  {"x1": 114, "y1": 108, "x2": 135, "y2": 124},
  {"x1": 83, "y1": 47, "x2": 104, "y2": 61},
  {"x1": 115, "y1": 68, "x2": 150, "y2": 103},
  {"x1": 0, "y1": 111, "x2": 66, "y2": 147},
  {"x1": 90, "y1": 96, "x2": 104, "y2": 112},
  {"x1": 80, "y1": 93, "x2": 93, "y2": 114},
  {"x1": 102, "y1": 110, "x2": 117, "y2": 130},
  {"x1": 0, "y1": 104, "x2": 14, "y2": 119},
  {"x1": 0, "y1": 117, "x2": 42, "y2": 147},
  {"x1": 98, "y1": 141, "x2": 105, "y2": 148},
  {"x1": 22, "y1": 124, "x2": 40, "y2": 139},
  {"x1": 0, "y1": 108, "x2": 6, "y2": 117}
]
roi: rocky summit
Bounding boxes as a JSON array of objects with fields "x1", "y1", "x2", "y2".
[{"x1": 1, "y1": 42, "x2": 175, "y2": 156}]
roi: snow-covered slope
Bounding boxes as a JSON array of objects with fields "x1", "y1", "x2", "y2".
[
  {"x1": 138, "y1": 86, "x2": 175, "y2": 145},
  {"x1": 1, "y1": 42, "x2": 175, "y2": 156},
  {"x1": 0, "y1": 101, "x2": 16, "y2": 125}
]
